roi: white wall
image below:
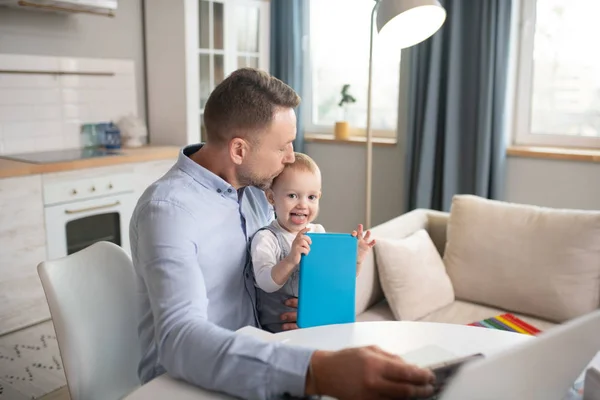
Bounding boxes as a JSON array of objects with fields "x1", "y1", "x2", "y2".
[
  {"x1": 504, "y1": 157, "x2": 600, "y2": 210},
  {"x1": 308, "y1": 146, "x2": 600, "y2": 234},
  {"x1": 305, "y1": 142, "x2": 405, "y2": 233},
  {"x1": 0, "y1": 55, "x2": 137, "y2": 154},
  {"x1": 0, "y1": 1, "x2": 146, "y2": 121}
]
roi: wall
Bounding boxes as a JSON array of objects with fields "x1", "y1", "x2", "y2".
[
  {"x1": 504, "y1": 157, "x2": 600, "y2": 210},
  {"x1": 308, "y1": 144, "x2": 600, "y2": 235},
  {"x1": 305, "y1": 142, "x2": 405, "y2": 233},
  {"x1": 0, "y1": 1, "x2": 145, "y2": 122},
  {"x1": 0, "y1": 55, "x2": 137, "y2": 154}
]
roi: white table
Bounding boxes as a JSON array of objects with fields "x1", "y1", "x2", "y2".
[{"x1": 124, "y1": 321, "x2": 533, "y2": 400}]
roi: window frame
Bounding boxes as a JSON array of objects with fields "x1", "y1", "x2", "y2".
[
  {"x1": 513, "y1": 0, "x2": 600, "y2": 149},
  {"x1": 302, "y1": 0, "x2": 398, "y2": 140}
]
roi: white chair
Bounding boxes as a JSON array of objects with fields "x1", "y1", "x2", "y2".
[{"x1": 37, "y1": 241, "x2": 141, "y2": 400}]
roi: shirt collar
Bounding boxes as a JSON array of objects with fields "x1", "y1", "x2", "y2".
[{"x1": 176, "y1": 144, "x2": 238, "y2": 197}]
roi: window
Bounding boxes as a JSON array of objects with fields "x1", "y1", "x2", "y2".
[
  {"x1": 198, "y1": 0, "x2": 269, "y2": 142},
  {"x1": 305, "y1": 0, "x2": 402, "y2": 138},
  {"x1": 514, "y1": 0, "x2": 600, "y2": 148}
]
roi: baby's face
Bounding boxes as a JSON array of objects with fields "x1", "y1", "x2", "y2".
[{"x1": 268, "y1": 168, "x2": 321, "y2": 233}]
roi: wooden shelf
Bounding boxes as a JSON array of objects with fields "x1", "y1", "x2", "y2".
[
  {"x1": 507, "y1": 146, "x2": 600, "y2": 163},
  {"x1": 0, "y1": 70, "x2": 114, "y2": 76},
  {"x1": 0, "y1": 146, "x2": 180, "y2": 179},
  {"x1": 305, "y1": 133, "x2": 397, "y2": 147}
]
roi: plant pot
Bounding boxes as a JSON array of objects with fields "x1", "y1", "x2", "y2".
[{"x1": 334, "y1": 121, "x2": 350, "y2": 140}]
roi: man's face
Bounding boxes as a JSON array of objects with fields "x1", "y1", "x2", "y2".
[{"x1": 237, "y1": 107, "x2": 296, "y2": 190}]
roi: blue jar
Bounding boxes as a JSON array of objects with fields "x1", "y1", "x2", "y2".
[
  {"x1": 104, "y1": 123, "x2": 121, "y2": 149},
  {"x1": 95, "y1": 122, "x2": 110, "y2": 147}
]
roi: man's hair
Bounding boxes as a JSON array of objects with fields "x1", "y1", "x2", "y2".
[
  {"x1": 203, "y1": 68, "x2": 300, "y2": 145},
  {"x1": 272, "y1": 152, "x2": 321, "y2": 188}
]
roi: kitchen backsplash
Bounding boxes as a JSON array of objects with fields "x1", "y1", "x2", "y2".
[{"x1": 0, "y1": 54, "x2": 137, "y2": 155}]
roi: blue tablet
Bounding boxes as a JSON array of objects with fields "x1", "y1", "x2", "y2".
[{"x1": 297, "y1": 232, "x2": 357, "y2": 329}]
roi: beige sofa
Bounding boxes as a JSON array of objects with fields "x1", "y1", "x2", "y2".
[{"x1": 354, "y1": 200, "x2": 600, "y2": 332}]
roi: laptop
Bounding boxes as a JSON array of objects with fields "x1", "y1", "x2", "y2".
[{"x1": 432, "y1": 309, "x2": 600, "y2": 400}]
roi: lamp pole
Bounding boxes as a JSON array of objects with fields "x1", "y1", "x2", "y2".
[
  {"x1": 364, "y1": 0, "x2": 445, "y2": 228},
  {"x1": 365, "y1": 0, "x2": 380, "y2": 229}
]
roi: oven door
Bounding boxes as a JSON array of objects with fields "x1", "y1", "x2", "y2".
[{"x1": 44, "y1": 192, "x2": 135, "y2": 260}]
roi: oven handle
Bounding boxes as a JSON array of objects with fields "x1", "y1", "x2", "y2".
[{"x1": 64, "y1": 200, "x2": 121, "y2": 215}]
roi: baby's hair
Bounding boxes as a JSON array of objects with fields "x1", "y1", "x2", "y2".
[
  {"x1": 289, "y1": 152, "x2": 319, "y2": 174},
  {"x1": 272, "y1": 152, "x2": 320, "y2": 187}
]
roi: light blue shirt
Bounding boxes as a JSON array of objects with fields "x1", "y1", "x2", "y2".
[{"x1": 129, "y1": 144, "x2": 314, "y2": 399}]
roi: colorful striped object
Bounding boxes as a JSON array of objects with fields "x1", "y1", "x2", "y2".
[{"x1": 468, "y1": 313, "x2": 542, "y2": 336}]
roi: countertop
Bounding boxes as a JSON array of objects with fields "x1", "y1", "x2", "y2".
[{"x1": 0, "y1": 146, "x2": 180, "y2": 179}]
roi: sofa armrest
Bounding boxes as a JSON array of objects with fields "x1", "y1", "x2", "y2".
[
  {"x1": 356, "y1": 209, "x2": 449, "y2": 316},
  {"x1": 371, "y1": 209, "x2": 449, "y2": 256}
]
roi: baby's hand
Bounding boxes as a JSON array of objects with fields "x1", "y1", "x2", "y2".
[
  {"x1": 286, "y1": 227, "x2": 311, "y2": 265},
  {"x1": 352, "y1": 224, "x2": 376, "y2": 265}
]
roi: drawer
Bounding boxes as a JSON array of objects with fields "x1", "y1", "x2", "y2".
[{"x1": 43, "y1": 173, "x2": 134, "y2": 205}]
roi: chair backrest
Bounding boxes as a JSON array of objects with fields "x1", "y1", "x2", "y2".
[{"x1": 37, "y1": 241, "x2": 141, "y2": 400}]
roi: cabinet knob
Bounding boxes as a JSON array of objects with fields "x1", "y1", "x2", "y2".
[
  {"x1": 90, "y1": 186, "x2": 96, "y2": 192},
  {"x1": 71, "y1": 189, "x2": 77, "y2": 195},
  {"x1": 108, "y1": 183, "x2": 114, "y2": 190}
]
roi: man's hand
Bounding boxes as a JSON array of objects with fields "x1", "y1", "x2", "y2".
[
  {"x1": 352, "y1": 224, "x2": 376, "y2": 266},
  {"x1": 306, "y1": 346, "x2": 436, "y2": 400},
  {"x1": 285, "y1": 227, "x2": 311, "y2": 265},
  {"x1": 280, "y1": 298, "x2": 299, "y2": 331}
]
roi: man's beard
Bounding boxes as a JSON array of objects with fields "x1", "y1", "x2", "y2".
[{"x1": 237, "y1": 165, "x2": 281, "y2": 190}]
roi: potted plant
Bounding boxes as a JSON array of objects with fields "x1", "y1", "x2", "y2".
[{"x1": 334, "y1": 84, "x2": 356, "y2": 140}]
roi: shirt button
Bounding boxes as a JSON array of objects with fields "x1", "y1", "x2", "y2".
[
  {"x1": 245, "y1": 272, "x2": 249, "y2": 278},
  {"x1": 227, "y1": 188, "x2": 232, "y2": 193},
  {"x1": 217, "y1": 189, "x2": 222, "y2": 193}
]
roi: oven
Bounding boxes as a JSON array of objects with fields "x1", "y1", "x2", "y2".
[{"x1": 43, "y1": 172, "x2": 136, "y2": 260}]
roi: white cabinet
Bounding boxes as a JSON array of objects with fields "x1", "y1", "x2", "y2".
[
  {"x1": 0, "y1": 159, "x2": 176, "y2": 335},
  {"x1": 132, "y1": 159, "x2": 176, "y2": 198},
  {"x1": 0, "y1": 175, "x2": 49, "y2": 335},
  {"x1": 145, "y1": 0, "x2": 270, "y2": 146}
]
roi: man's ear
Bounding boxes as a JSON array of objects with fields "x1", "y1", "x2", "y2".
[
  {"x1": 265, "y1": 188, "x2": 275, "y2": 205},
  {"x1": 229, "y1": 137, "x2": 248, "y2": 165}
]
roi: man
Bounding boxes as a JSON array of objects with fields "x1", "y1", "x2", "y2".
[{"x1": 130, "y1": 68, "x2": 435, "y2": 399}]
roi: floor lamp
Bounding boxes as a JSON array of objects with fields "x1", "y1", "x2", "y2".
[{"x1": 365, "y1": 0, "x2": 446, "y2": 228}]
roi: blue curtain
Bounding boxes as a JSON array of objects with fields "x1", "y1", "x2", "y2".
[
  {"x1": 404, "y1": 0, "x2": 512, "y2": 212},
  {"x1": 270, "y1": 0, "x2": 306, "y2": 153}
]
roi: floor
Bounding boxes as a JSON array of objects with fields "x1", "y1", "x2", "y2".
[{"x1": 0, "y1": 321, "x2": 69, "y2": 400}]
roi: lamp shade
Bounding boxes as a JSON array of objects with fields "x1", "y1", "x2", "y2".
[{"x1": 376, "y1": 0, "x2": 446, "y2": 49}]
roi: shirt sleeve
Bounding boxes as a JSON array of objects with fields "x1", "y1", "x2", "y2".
[
  {"x1": 132, "y1": 200, "x2": 313, "y2": 399},
  {"x1": 251, "y1": 229, "x2": 285, "y2": 293}
]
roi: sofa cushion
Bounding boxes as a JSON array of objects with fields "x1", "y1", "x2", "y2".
[
  {"x1": 356, "y1": 300, "x2": 396, "y2": 322},
  {"x1": 443, "y1": 195, "x2": 600, "y2": 323},
  {"x1": 418, "y1": 300, "x2": 558, "y2": 332},
  {"x1": 375, "y1": 230, "x2": 455, "y2": 321},
  {"x1": 356, "y1": 210, "x2": 448, "y2": 315},
  {"x1": 357, "y1": 300, "x2": 557, "y2": 332},
  {"x1": 355, "y1": 251, "x2": 384, "y2": 317}
]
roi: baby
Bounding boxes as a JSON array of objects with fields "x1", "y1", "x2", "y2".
[{"x1": 250, "y1": 152, "x2": 375, "y2": 333}]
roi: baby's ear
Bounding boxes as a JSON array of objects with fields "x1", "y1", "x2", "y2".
[{"x1": 266, "y1": 189, "x2": 275, "y2": 205}]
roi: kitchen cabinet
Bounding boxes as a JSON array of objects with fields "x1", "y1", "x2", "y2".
[
  {"x1": 0, "y1": 175, "x2": 48, "y2": 335},
  {"x1": 145, "y1": 0, "x2": 270, "y2": 146},
  {"x1": 0, "y1": 159, "x2": 176, "y2": 335},
  {"x1": 132, "y1": 159, "x2": 176, "y2": 197}
]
